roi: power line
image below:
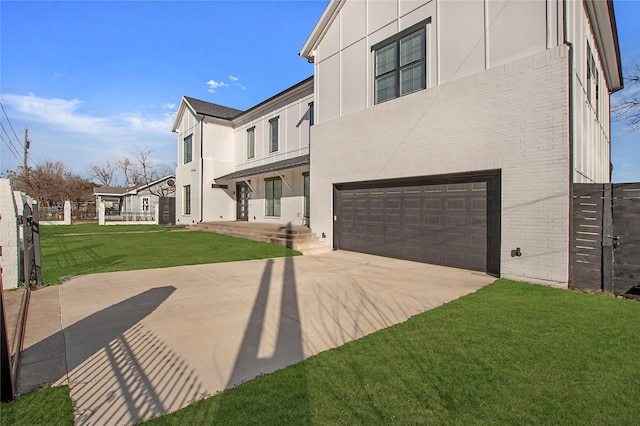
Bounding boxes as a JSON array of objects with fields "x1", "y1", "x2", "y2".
[
  {"x1": 0, "y1": 122, "x2": 22, "y2": 160},
  {"x1": 0, "y1": 102, "x2": 23, "y2": 150},
  {"x1": 0, "y1": 133, "x2": 22, "y2": 164}
]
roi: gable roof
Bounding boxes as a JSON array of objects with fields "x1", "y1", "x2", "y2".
[
  {"x1": 172, "y1": 77, "x2": 314, "y2": 133},
  {"x1": 93, "y1": 175, "x2": 175, "y2": 197},
  {"x1": 93, "y1": 186, "x2": 131, "y2": 196},
  {"x1": 183, "y1": 97, "x2": 244, "y2": 120},
  {"x1": 299, "y1": 0, "x2": 341, "y2": 61}
]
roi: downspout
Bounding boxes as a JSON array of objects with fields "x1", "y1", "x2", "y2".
[
  {"x1": 563, "y1": 0, "x2": 575, "y2": 288},
  {"x1": 200, "y1": 115, "x2": 205, "y2": 223}
]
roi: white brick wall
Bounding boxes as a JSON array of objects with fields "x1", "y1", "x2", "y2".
[
  {"x1": 0, "y1": 179, "x2": 20, "y2": 289},
  {"x1": 310, "y1": 47, "x2": 571, "y2": 287}
]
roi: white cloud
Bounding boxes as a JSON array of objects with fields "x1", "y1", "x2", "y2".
[
  {"x1": 206, "y1": 79, "x2": 229, "y2": 93},
  {"x1": 229, "y1": 75, "x2": 239, "y2": 81},
  {"x1": 2, "y1": 93, "x2": 109, "y2": 134},
  {"x1": 0, "y1": 92, "x2": 178, "y2": 174}
]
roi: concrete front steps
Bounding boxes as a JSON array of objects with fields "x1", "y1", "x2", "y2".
[{"x1": 189, "y1": 221, "x2": 332, "y2": 255}]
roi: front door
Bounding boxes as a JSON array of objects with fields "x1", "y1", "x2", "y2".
[{"x1": 236, "y1": 182, "x2": 249, "y2": 221}]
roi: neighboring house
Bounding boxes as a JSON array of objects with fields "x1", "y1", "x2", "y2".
[
  {"x1": 298, "y1": 0, "x2": 621, "y2": 287},
  {"x1": 174, "y1": 0, "x2": 622, "y2": 289},
  {"x1": 94, "y1": 175, "x2": 176, "y2": 218},
  {"x1": 172, "y1": 78, "x2": 313, "y2": 226}
]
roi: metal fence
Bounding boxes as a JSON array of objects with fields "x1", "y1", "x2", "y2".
[{"x1": 105, "y1": 211, "x2": 156, "y2": 222}]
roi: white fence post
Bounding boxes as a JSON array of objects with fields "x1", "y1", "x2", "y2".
[
  {"x1": 98, "y1": 202, "x2": 106, "y2": 225},
  {"x1": 0, "y1": 179, "x2": 20, "y2": 289},
  {"x1": 64, "y1": 200, "x2": 72, "y2": 225}
]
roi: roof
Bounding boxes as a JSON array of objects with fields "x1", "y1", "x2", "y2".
[
  {"x1": 183, "y1": 97, "x2": 244, "y2": 120},
  {"x1": 93, "y1": 186, "x2": 131, "y2": 196},
  {"x1": 585, "y1": 0, "x2": 623, "y2": 92},
  {"x1": 299, "y1": 0, "x2": 341, "y2": 60},
  {"x1": 93, "y1": 175, "x2": 175, "y2": 196},
  {"x1": 216, "y1": 154, "x2": 310, "y2": 181},
  {"x1": 172, "y1": 77, "x2": 314, "y2": 133}
]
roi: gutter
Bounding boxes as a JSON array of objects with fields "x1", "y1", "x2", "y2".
[
  {"x1": 200, "y1": 115, "x2": 205, "y2": 223},
  {"x1": 563, "y1": 0, "x2": 575, "y2": 288}
]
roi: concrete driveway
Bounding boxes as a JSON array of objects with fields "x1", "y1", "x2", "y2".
[{"x1": 18, "y1": 251, "x2": 494, "y2": 425}]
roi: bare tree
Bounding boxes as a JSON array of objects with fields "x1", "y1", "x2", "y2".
[
  {"x1": 118, "y1": 157, "x2": 142, "y2": 187},
  {"x1": 132, "y1": 149, "x2": 175, "y2": 198},
  {"x1": 91, "y1": 149, "x2": 175, "y2": 196},
  {"x1": 8, "y1": 161, "x2": 93, "y2": 205},
  {"x1": 612, "y1": 63, "x2": 640, "y2": 131},
  {"x1": 89, "y1": 160, "x2": 120, "y2": 186}
]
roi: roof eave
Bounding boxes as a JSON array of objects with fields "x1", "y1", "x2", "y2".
[
  {"x1": 299, "y1": 0, "x2": 344, "y2": 60},
  {"x1": 171, "y1": 97, "x2": 193, "y2": 133},
  {"x1": 585, "y1": 0, "x2": 623, "y2": 93}
]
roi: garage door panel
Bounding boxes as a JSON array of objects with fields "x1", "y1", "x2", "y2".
[{"x1": 335, "y1": 174, "x2": 500, "y2": 273}]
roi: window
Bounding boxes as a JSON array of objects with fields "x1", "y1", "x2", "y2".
[
  {"x1": 308, "y1": 102, "x2": 314, "y2": 126},
  {"x1": 373, "y1": 19, "x2": 429, "y2": 104},
  {"x1": 303, "y1": 173, "x2": 310, "y2": 219},
  {"x1": 142, "y1": 197, "x2": 149, "y2": 212},
  {"x1": 247, "y1": 127, "x2": 255, "y2": 159},
  {"x1": 265, "y1": 177, "x2": 282, "y2": 217},
  {"x1": 587, "y1": 45, "x2": 599, "y2": 117},
  {"x1": 269, "y1": 117, "x2": 279, "y2": 153},
  {"x1": 183, "y1": 185, "x2": 191, "y2": 215},
  {"x1": 183, "y1": 134, "x2": 193, "y2": 164}
]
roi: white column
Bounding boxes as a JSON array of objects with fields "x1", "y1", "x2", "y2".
[
  {"x1": 63, "y1": 200, "x2": 72, "y2": 225},
  {"x1": 98, "y1": 202, "x2": 106, "y2": 225}
]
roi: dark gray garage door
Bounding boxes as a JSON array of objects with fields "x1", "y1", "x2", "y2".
[{"x1": 334, "y1": 174, "x2": 500, "y2": 275}]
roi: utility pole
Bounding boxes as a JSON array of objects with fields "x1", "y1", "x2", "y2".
[{"x1": 23, "y1": 127, "x2": 30, "y2": 171}]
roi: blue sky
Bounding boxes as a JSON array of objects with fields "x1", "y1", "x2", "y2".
[{"x1": 0, "y1": 0, "x2": 638, "y2": 182}]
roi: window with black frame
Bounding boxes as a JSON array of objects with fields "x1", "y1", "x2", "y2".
[
  {"x1": 265, "y1": 177, "x2": 282, "y2": 216},
  {"x1": 373, "y1": 19, "x2": 429, "y2": 104}
]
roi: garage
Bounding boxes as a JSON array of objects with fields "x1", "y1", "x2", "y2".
[{"x1": 333, "y1": 173, "x2": 501, "y2": 275}]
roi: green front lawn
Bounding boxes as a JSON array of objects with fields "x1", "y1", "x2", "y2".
[
  {"x1": 0, "y1": 386, "x2": 74, "y2": 426},
  {"x1": 3, "y1": 280, "x2": 638, "y2": 424},
  {"x1": 40, "y1": 228, "x2": 300, "y2": 284},
  {"x1": 38, "y1": 223, "x2": 177, "y2": 236}
]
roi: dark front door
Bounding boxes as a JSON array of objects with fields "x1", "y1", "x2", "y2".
[
  {"x1": 236, "y1": 182, "x2": 249, "y2": 221},
  {"x1": 159, "y1": 197, "x2": 176, "y2": 225}
]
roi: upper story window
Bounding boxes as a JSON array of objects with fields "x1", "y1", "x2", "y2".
[
  {"x1": 183, "y1": 134, "x2": 193, "y2": 164},
  {"x1": 247, "y1": 127, "x2": 255, "y2": 159},
  {"x1": 308, "y1": 102, "x2": 314, "y2": 126},
  {"x1": 373, "y1": 19, "x2": 430, "y2": 104},
  {"x1": 587, "y1": 44, "x2": 599, "y2": 117},
  {"x1": 269, "y1": 117, "x2": 279, "y2": 153}
]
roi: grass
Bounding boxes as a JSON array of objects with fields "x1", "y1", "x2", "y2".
[
  {"x1": 40, "y1": 226, "x2": 300, "y2": 284},
  {"x1": 3, "y1": 280, "x2": 638, "y2": 424},
  {"x1": 143, "y1": 280, "x2": 640, "y2": 425},
  {"x1": 0, "y1": 386, "x2": 74, "y2": 426},
  {"x1": 38, "y1": 223, "x2": 178, "y2": 236}
]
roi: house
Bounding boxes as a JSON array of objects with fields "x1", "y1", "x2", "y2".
[
  {"x1": 298, "y1": 0, "x2": 622, "y2": 287},
  {"x1": 94, "y1": 174, "x2": 176, "y2": 223},
  {"x1": 172, "y1": 78, "x2": 313, "y2": 226},
  {"x1": 174, "y1": 0, "x2": 622, "y2": 288}
]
